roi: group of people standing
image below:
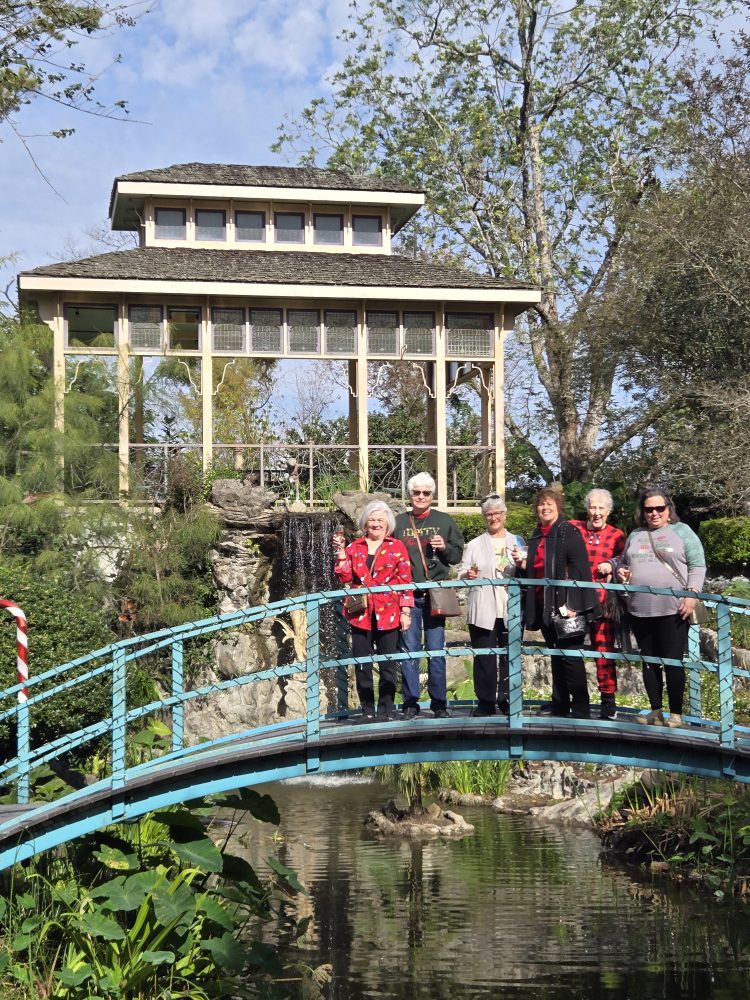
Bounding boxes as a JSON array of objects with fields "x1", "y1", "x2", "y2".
[{"x1": 332, "y1": 475, "x2": 706, "y2": 727}]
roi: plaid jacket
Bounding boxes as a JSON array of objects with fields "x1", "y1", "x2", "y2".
[
  {"x1": 335, "y1": 535, "x2": 414, "y2": 630},
  {"x1": 569, "y1": 520, "x2": 625, "y2": 605}
]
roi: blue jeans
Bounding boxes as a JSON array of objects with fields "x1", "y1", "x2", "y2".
[{"x1": 399, "y1": 595, "x2": 447, "y2": 710}]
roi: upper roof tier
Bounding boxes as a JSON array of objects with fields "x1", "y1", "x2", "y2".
[{"x1": 110, "y1": 162, "x2": 426, "y2": 234}]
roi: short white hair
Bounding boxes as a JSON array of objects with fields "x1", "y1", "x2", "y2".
[
  {"x1": 407, "y1": 472, "x2": 436, "y2": 495},
  {"x1": 585, "y1": 488, "x2": 613, "y2": 512},
  {"x1": 358, "y1": 500, "x2": 396, "y2": 535}
]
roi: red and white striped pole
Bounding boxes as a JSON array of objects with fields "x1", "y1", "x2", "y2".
[
  {"x1": 0, "y1": 599, "x2": 28, "y2": 701},
  {"x1": 1, "y1": 598, "x2": 30, "y2": 803}
]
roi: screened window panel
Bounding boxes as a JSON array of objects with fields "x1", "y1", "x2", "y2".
[
  {"x1": 168, "y1": 308, "x2": 200, "y2": 350},
  {"x1": 129, "y1": 305, "x2": 162, "y2": 349},
  {"x1": 65, "y1": 305, "x2": 116, "y2": 348},
  {"x1": 367, "y1": 310, "x2": 398, "y2": 355},
  {"x1": 235, "y1": 211, "x2": 265, "y2": 242},
  {"x1": 275, "y1": 212, "x2": 305, "y2": 244},
  {"x1": 445, "y1": 314, "x2": 493, "y2": 357},
  {"x1": 325, "y1": 310, "x2": 357, "y2": 354},
  {"x1": 403, "y1": 311, "x2": 434, "y2": 354},
  {"x1": 314, "y1": 214, "x2": 344, "y2": 245},
  {"x1": 195, "y1": 209, "x2": 226, "y2": 241},
  {"x1": 288, "y1": 309, "x2": 320, "y2": 353},
  {"x1": 155, "y1": 208, "x2": 186, "y2": 240},
  {"x1": 250, "y1": 309, "x2": 282, "y2": 352},
  {"x1": 212, "y1": 308, "x2": 244, "y2": 352},
  {"x1": 352, "y1": 215, "x2": 382, "y2": 246}
]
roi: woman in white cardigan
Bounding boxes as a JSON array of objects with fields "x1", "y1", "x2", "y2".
[{"x1": 458, "y1": 496, "x2": 525, "y2": 716}]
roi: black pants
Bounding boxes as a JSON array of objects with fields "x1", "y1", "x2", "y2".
[
  {"x1": 629, "y1": 613, "x2": 689, "y2": 715},
  {"x1": 541, "y1": 623, "x2": 590, "y2": 719},
  {"x1": 469, "y1": 619, "x2": 509, "y2": 710},
  {"x1": 351, "y1": 624, "x2": 398, "y2": 713}
]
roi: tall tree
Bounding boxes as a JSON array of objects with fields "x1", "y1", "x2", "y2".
[
  {"x1": 275, "y1": 0, "x2": 731, "y2": 482},
  {"x1": 1, "y1": 0, "x2": 145, "y2": 151}
]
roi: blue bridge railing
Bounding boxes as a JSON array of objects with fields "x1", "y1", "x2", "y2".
[{"x1": 1, "y1": 578, "x2": 750, "y2": 814}]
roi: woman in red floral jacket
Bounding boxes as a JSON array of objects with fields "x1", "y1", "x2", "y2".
[{"x1": 333, "y1": 500, "x2": 414, "y2": 720}]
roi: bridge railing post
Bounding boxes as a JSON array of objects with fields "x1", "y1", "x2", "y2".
[
  {"x1": 111, "y1": 644, "x2": 127, "y2": 817},
  {"x1": 506, "y1": 580, "x2": 523, "y2": 754},
  {"x1": 687, "y1": 623, "x2": 702, "y2": 719},
  {"x1": 716, "y1": 602, "x2": 734, "y2": 751},
  {"x1": 171, "y1": 639, "x2": 184, "y2": 754},
  {"x1": 305, "y1": 596, "x2": 320, "y2": 771}
]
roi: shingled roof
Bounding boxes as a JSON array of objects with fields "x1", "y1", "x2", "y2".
[
  {"x1": 22, "y1": 247, "x2": 537, "y2": 291},
  {"x1": 114, "y1": 163, "x2": 422, "y2": 194}
]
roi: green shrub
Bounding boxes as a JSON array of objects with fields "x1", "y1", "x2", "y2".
[
  {"x1": 0, "y1": 561, "x2": 154, "y2": 759},
  {"x1": 454, "y1": 501, "x2": 536, "y2": 544},
  {"x1": 699, "y1": 517, "x2": 750, "y2": 572}
]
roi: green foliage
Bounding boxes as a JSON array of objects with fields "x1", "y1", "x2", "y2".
[
  {"x1": 375, "y1": 763, "x2": 443, "y2": 812},
  {"x1": 435, "y1": 760, "x2": 513, "y2": 798},
  {"x1": 699, "y1": 517, "x2": 750, "y2": 572},
  {"x1": 0, "y1": 788, "x2": 313, "y2": 999},
  {"x1": 0, "y1": 562, "x2": 153, "y2": 757},
  {"x1": 599, "y1": 777, "x2": 750, "y2": 894},
  {"x1": 113, "y1": 507, "x2": 222, "y2": 633},
  {"x1": 0, "y1": 1, "x2": 139, "y2": 136}
]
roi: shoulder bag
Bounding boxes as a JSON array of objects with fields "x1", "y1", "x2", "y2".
[
  {"x1": 646, "y1": 531, "x2": 709, "y2": 625},
  {"x1": 411, "y1": 516, "x2": 462, "y2": 617},
  {"x1": 343, "y1": 546, "x2": 374, "y2": 615}
]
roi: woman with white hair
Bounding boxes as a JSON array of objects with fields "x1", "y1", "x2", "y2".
[
  {"x1": 457, "y1": 495, "x2": 525, "y2": 715},
  {"x1": 333, "y1": 500, "x2": 414, "y2": 720},
  {"x1": 393, "y1": 472, "x2": 464, "y2": 718},
  {"x1": 569, "y1": 488, "x2": 626, "y2": 720}
]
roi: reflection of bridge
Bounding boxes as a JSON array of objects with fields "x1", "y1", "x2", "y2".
[{"x1": 1, "y1": 579, "x2": 749, "y2": 870}]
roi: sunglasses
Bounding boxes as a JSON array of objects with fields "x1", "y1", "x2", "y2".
[
  {"x1": 483, "y1": 493, "x2": 502, "y2": 501},
  {"x1": 643, "y1": 504, "x2": 667, "y2": 513},
  {"x1": 411, "y1": 490, "x2": 433, "y2": 497}
]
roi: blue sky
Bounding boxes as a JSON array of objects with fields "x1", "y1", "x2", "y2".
[{"x1": 0, "y1": 0, "x2": 350, "y2": 285}]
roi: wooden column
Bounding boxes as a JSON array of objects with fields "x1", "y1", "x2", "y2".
[
  {"x1": 117, "y1": 300, "x2": 130, "y2": 500},
  {"x1": 435, "y1": 304, "x2": 448, "y2": 509},
  {"x1": 53, "y1": 300, "x2": 65, "y2": 487},
  {"x1": 356, "y1": 306, "x2": 368, "y2": 490},
  {"x1": 493, "y1": 306, "x2": 509, "y2": 496},
  {"x1": 202, "y1": 302, "x2": 213, "y2": 475}
]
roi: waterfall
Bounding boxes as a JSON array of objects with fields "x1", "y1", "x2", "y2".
[{"x1": 277, "y1": 512, "x2": 350, "y2": 708}]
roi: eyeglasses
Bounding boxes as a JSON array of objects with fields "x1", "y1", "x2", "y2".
[
  {"x1": 411, "y1": 489, "x2": 433, "y2": 497},
  {"x1": 643, "y1": 504, "x2": 667, "y2": 513},
  {"x1": 483, "y1": 493, "x2": 501, "y2": 501}
]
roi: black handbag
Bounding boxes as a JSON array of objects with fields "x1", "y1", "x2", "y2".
[{"x1": 551, "y1": 611, "x2": 588, "y2": 642}]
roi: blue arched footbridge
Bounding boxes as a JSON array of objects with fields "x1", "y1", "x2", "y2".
[{"x1": 0, "y1": 579, "x2": 749, "y2": 870}]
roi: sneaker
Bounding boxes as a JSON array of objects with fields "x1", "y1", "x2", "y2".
[
  {"x1": 537, "y1": 702, "x2": 555, "y2": 716},
  {"x1": 637, "y1": 709, "x2": 664, "y2": 726},
  {"x1": 599, "y1": 695, "x2": 618, "y2": 721},
  {"x1": 403, "y1": 705, "x2": 419, "y2": 720},
  {"x1": 665, "y1": 713, "x2": 683, "y2": 729},
  {"x1": 433, "y1": 708, "x2": 451, "y2": 719},
  {"x1": 361, "y1": 706, "x2": 376, "y2": 720}
]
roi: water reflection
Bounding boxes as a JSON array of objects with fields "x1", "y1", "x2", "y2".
[{"x1": 228, "y1": 776, "x2": 750, "y2": 999}]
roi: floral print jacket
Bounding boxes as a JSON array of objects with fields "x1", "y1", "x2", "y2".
[{"x1": 335, "y1": 535, "x2": 414, "y2": 630}]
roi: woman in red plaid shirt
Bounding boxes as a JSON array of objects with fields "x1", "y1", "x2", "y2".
[{"x1": 569, "y1": 489, "x2": 625, "y2": 720}]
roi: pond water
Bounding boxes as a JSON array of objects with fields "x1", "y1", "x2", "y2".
[{"x1": 230, "y1": 776, "x2": 750, "y2": 999}]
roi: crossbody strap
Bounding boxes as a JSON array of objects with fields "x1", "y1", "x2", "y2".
[
  {"x1": 409, "y1": 515, "x2": 431, "y2": 581},
  {"x1": 646, "y1": 529, "x2": 688, "y2": 589}
]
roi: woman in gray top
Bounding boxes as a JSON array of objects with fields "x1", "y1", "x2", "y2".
[
  {"x1": 457, "y1": 495, "x2": 524, "y2": 716},
  {"x1": 615, "y1": 488, "x2": 706, "y2": 728}
]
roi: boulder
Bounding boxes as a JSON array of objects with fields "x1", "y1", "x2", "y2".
[
  {"x1": 208, "y1": 479, "x2": 282, "y2": 529},
  {"x1": 331, "y1": 490, "x2": 407, "y2": 527}
]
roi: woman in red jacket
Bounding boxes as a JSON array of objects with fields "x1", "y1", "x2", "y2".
[{"x1": 333, "y1": 500, "x2": 414, "y2": 720}]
